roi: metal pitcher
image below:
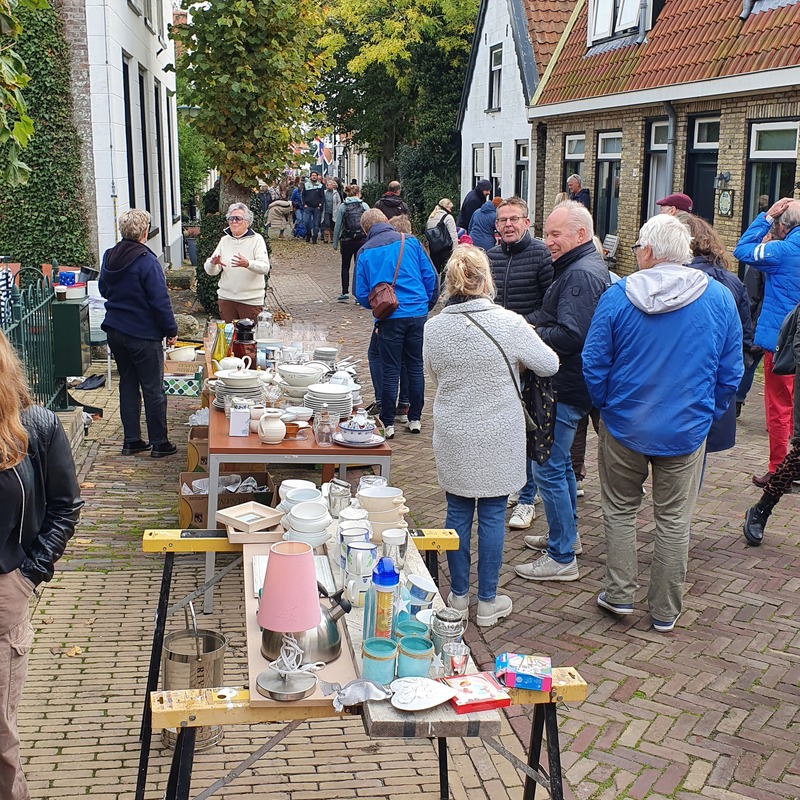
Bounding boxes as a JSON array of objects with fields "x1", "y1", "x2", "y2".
[{"x1": 430, "y1": 607, "x2": 467, "y2": 655}]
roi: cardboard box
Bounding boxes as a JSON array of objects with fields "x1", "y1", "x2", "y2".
[
  {"x1": 495, "y1": 653, "x2": 552, "y2": 693},
  {"x1": 164, "y1": 352, "x2": 206, "y2": 375},
  {"x1": 179, "y1": 470, "x2": 276, "y2": 529}
]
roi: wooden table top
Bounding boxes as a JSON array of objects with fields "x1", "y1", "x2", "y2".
[{"x1": 208, "y1": 406, "x2": 392, "y2": 457}]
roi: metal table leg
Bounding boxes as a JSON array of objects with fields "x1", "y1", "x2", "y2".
[
  {"x1": 437, "y1": 737, "x2": 449, "y2": 799},
  {"x1": 164, "y1": 726, "x2": 197, "y2": 800},
  {"x1": 135, "y1": 551, "x2": 174, "y2": 800},
  {"x1": 425, "y1": 549, "x2": 439, "y2": 586}
]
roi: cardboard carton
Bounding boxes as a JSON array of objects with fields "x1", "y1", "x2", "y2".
[
  {"x1": 495, "y1": 652, "x2": 552, "y2": 693},
  {"x1": 179, "y1": 470, "x2": 276, "y2": 529}
]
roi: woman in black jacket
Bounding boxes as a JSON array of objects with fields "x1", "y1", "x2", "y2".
[{"x1": 0, "y1": 330, "x2": 82, "y2": 799}]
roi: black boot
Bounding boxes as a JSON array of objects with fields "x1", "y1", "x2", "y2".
[
  {"x1": 743, "y1": 496, "x2": 777, "y2": 546},
  {"x1": 736, "y1": 401, "x2": 743, "y2": 418}
]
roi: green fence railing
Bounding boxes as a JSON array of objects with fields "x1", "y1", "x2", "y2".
[{"x1": 2, "y1": 274, "x2": 64, "y2": 410}]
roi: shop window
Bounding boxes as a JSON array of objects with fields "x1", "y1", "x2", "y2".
[
  {"x1": 489, "y1": 144, "x2": 502, "y2": 197},
  {"x1": 515, "y1": 141, "x2": 529, "y2": 201}
]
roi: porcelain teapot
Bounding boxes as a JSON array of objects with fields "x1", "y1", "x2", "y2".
[
  {"x1": 258, "y1": 408, "x2": 286, "y2": 444},
  {"x1": 213, "y1": 355, "x2": 252, "y2": 372}
]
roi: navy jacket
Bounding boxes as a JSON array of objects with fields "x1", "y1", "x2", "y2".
[
  {"x1": 99, "y1": 239, "x2": 177, "y2": 341},
  {"x1": 456, "y1": 180, "x2": 491, "y2": 229},
  {"x1": 469, "y1": 201, "x2": 498, "y2": 251},
  {"x1": 569, "y1": 188, "x2": 591, "y2": 210}
]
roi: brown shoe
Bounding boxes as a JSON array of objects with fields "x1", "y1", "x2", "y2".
[{"x1": 752, "y1": 471, "x2": 774, "y2": 488}]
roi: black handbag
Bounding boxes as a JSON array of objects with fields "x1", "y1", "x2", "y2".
[{"x1": 773, "y1": 303, "x2": 799, "y2": 376}]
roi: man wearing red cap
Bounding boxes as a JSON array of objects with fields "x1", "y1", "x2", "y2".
[{"x1": 656, "y1": 193, "x2": 693, "y2": 215}]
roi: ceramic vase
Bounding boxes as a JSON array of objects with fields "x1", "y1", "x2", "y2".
[{"x1": 258, "y1": 409, "x2": 286, "y2": 444}]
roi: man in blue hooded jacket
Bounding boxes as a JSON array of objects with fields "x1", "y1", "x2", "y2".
[
  {"x1": 354, "y1": 209, "x2": 438, "y2": 438},
  {"x1": 583, "y1": 214, "x2": 742, "y2": 633}
]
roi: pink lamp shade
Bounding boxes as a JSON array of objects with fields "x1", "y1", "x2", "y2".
[{"x1": 257, "y1": 541, "x2": 321, "y2": 633}]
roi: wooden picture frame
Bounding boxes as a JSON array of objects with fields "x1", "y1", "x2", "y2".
[{"x1": 215, "y1": 501, "x2": 283, "y2": 533}]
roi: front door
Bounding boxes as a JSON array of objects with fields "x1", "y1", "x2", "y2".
[{"x1": 686, "y1": 156, "x2": 717, "y2": 223}]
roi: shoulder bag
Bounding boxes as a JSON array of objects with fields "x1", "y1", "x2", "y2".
[
  {"x1": 368, "y1": 234, "x2": 405, "y2": 321},
  {"x1": 773, "y1": 302, "x2": 799, "y2": 376}
]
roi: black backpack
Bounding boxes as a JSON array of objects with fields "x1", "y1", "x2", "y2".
[
  {"x1": 341, "y1": 203, "x2": 366, "y2": 240},
  {"x1": 424, "y1": 213, "x2": 452, "y2": 256}
]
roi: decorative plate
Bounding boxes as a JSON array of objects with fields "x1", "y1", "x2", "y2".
[
  {"x1": 389, "y1": 678, "x2": 458, "y2": 712},
  {"x1": 332, "y1": 432, "x2": 386, "y2": 448}
]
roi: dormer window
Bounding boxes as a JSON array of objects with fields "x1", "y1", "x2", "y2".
[{"x1": 588, "y1": 0, "x2": 648, "y2": 44}]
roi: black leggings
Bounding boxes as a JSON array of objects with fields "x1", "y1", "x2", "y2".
[{"x1": 340, "y1": 238, "x2": 363, "y2": 294}]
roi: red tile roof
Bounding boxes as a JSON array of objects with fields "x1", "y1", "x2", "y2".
[
  {"x1": 537, "y1": 0, "x2": 800, "y2": 105},
  {"x1": 525, "y1": 0, "x2": 574, "y2": 76}
]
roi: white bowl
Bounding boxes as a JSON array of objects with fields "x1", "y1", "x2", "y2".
[
  {"x1": 277, "y1": 364, "x2": 326, "y2": 387},
  {"x1": 214, "y1": 369, "x2": 263, "y2": 388},
  {"x1": 289, "y1": 501, "x2": 331, "y2": 523},
  {"x1": 284, "y1": 487, "x2": 324, "y2": 508},
  {"x1": 283, "y1": 528, "x2": 330, "y2": 548},
  {"x1": 285, "y1": 406, "x2": 314, "y2": 421},
  {"x1": 357, "y1": 487, "x2": 405, "y2": 512},
  {"x1": 370, "y1": 518, "x2": 409, "y2": 538},
  {"x1": 368, "y1": 506, "x2": 410, "y2": 523},
  {"x1": 278, "y1": 479, "x2": 317, "y2": 501},
  {"x1": 167, "y1": 345, "x2": 197, "y2": 362},
  {"x1": 286, "y1": 513, "x2": 332, "y2": 533},
  {"x1": 339, "y1": 421, "x2": 377, "y2": 443}
]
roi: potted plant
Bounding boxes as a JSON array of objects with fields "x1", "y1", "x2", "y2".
[{"x1": 184, "y1": 225, "x2": 200, "y2": 266}]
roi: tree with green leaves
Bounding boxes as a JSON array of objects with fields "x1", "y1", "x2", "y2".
[
  {"x1": 0, "y1": 0, "x2": 47, "y2": 186},
  {"x1": 178, "y1": 118, "x2": 210, "y2": 210},
  {"x1": 170, "y1": 0, "x2": 328, "y2": 211}
]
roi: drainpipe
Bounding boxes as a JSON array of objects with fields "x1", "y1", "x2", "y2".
[
  {"x1": 663, "y1": 101, "x2": 677, "y2": 195},
  {"x1": 636, "y1": 0, "x2": 648, "y2": 44},
  {"x1": 739, "y1": 0, "x2": 754, "y2": 21}
]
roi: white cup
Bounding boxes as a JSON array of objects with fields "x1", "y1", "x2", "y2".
[
  {"x1": 345, "y1": 572, "x2": 371, "y2": 607},
  {"x1": 346, "y1": 540, "x2": 378, "y2": 576},
  {"x1": 339, "y1": 527, "x2": 372, "y2": 569}
]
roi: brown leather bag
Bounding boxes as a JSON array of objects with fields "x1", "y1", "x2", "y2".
[{"x1": 368, "y1": 234, "x2": 405, "y2": 320}]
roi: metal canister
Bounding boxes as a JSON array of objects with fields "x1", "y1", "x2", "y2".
[{"x1": 430, "y1": 607, "x2": 467, "y2": 655}]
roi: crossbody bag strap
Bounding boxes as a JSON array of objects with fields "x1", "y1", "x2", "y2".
[
  {"x1": 391, "y1": 234, "x2": 406, "y2": 288},
  {"x1": 462, "y1": 311, "x2": 524, "y2": 402}
]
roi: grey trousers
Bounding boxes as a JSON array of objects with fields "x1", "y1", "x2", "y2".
[{"x1": 597, "y1": 423, "x2": 705, "y2": 622}]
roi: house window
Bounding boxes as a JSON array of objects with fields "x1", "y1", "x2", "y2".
[
  {"x1": 487, "y1": 45, "x2": 502, "y2": 111},
  {"x1": 138, "y1": 70, "x2": 151, "y2": 215},
  {"x1": 746, "y1": 122, "x2": 798, "y2": 223},
  {"x1": 122, "y1": 58, "x2": 136, "y2": 207},
  {"x1": 515, "y1": 141, "x2": 529, "y2": 201},
  {"x1": 595, "y1": 132, "x2": 622, "y2": 241},
  {"x1": 563, "y1": 134, "x2": 585, "y2": 187},
  {"x1": 588, "y1": 0, "x2": 643, "y2": 44},
  {"x1": 472, "y1": 145, "x2": 485, "y2": 186},
  {"x1": 489, "y1": 144, "x2": 502, "y2": 197},
  {"x1": 644, "y1": 120, "x2": 669, "y2": 219},
  {"x1": 693, "y1": 117, "x2": 720, "y2": 150},
  {"x1": 143, "y1": 0, "x2": 154, "y2": 31}
]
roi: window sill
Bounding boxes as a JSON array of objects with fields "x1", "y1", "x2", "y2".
[
  {"x1": 485, "y1": 107, "x2": 501, "y2": 114},
  {"x1": 172, "y1": 215, "x2": 181, "y2": 225}
]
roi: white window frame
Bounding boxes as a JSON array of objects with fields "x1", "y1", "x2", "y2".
[
  {"x1": 650, "y1": 121, "x2": 668, "y2": 150},
  {"x1": 488, "y1": 45, "x2": 502, "y2": 111},
  {"x1": 615, "y1": 0, "x2": 641, "y2": 30},
  {"x1": 473, "y1": 145, "x2": 485, "y2": 179},
  {"x1": 565, "y1": 134, "x2": 585, "y2": 159},
  {"x1": 490, "y1": 144, "x2": 502, "y2": 178},
  {"x1": 516, "y1": 141, "x2": 529, "y2": 162},
  {"x1": 589, "y1": 0, "x2": 615, "y2": 42},
  {"x1": 588, "y1": 0, "x2": 648, "y2": 45},
  {"x1": 598, "y1": 132, "x2": 622, "y2": 159},
  {"x1": 692, "y1": 117, "x2": 720, "y2": 150},
  {"x1": 750, "y1": 121, "x2": 800, "y2": 160}
]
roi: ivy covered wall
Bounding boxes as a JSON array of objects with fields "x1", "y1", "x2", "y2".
[{"x1": 0, "y1": 4, "x2": 93, "y2": 269}]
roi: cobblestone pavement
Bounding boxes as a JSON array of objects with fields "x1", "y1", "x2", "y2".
[{"x1": 21, "y1": 238, "x2": 800, "y2": 799}]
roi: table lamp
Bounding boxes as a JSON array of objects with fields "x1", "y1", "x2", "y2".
[{"x1": 256, "y1": 540, "x2": 322, "y2": 701}]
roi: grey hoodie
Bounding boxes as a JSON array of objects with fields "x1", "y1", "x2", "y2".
[{"x1": 625, "y1": 262, "x2": 709, "y2": 315}]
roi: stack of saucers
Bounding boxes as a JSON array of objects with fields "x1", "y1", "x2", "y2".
[
  {"x1": 303, "y1": 383, "x2": 353, "y2": 417},
  {"x1": 312, "y1": 346, "x2": 339, "y2": 366}
]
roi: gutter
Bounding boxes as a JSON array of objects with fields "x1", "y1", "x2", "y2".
[
  {"x1": 664, "y1": 101, "x2": 677, "y2": 195},
  {"x1": 636, "y1": 0, "x2": 648, "y2": 44}
]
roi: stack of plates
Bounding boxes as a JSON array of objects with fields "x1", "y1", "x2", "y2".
[
  {"x1": 303, "y1": 383, "x2": 353, "y2": 416},
  {"x1": 213, "y1": 382, "x2": 264, "y2": 409},
  {"x1": 313, "y1": 346, "x2": 339, "y2": 366}
]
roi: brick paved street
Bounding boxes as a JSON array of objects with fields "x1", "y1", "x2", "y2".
[{"x1": 21, "y1": 238, "x2": 800, "y2": 799}]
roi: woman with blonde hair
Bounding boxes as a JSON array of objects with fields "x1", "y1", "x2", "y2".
[
  {"x1": 423, "y1": 247, "x2": 558, "y2": 627},
  {"x1": 0, "y1": 331, "x2": 82, "y2": 798},
  {"x1": 425, "y1": 198, "x2": 458, "y2": 272}
]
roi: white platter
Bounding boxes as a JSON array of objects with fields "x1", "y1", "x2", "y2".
[{"x1": 389, "y1": 678, "x2": 457, "y2": 711}]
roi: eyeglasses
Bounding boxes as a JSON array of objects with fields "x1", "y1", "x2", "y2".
[
  {"x1": 497, "y1": 216, "x2": 525, "y2": 225},
  {"x1": 226, "y1": 216, "x2": 245, "y2": 223},
  {"x1": 630, "y1": 243, "x2": 642, "y2": 254}
]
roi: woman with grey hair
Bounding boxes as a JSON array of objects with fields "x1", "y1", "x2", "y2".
[
  {"x1": 99, "y1": 208, "x2": 178, "y2": 457},
  {"x1": 204, "y1": 202, "x2": 270, "y2": 321}
]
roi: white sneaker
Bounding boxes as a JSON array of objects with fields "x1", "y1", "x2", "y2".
[
  {"x1": 476, "y1": 595, "x2": 513, "y2": 627},
  {"x1": 524, "y1": 531, "x2": 583, "y2": 555},
  {"x1": 396, "y1": 412, "x2": 409, "y2": 424},
  {"x1": 514, "y1": 553, "x2": 579, "y2": 582},
  {"x1": 407, "y1": 420, "x2": 421, "y2": 433},
  {"x1": 507, "y1": 493, "x2": 519, "y2": 508},
  {"x1": 576, "y1": 480, "x2": 585, "y2": 497},
  {"x1": 508, "y1": 503, "x2": 535, "y2": 529},
  {"x1": 384, "y1": 426, "x2": 395, "y2": 439}
]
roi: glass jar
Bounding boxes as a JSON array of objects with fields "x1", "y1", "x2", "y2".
[
  {"x1": 430, "y1": 608, "x2": 467, "y2": 655},
  {"x1": 327, "y1": 478, "x2": 352, "y2": 518}
]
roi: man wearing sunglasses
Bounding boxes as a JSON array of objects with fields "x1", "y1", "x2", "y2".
[{"x1": 204, "y1": 203, "x2": 270, "y2": 321}]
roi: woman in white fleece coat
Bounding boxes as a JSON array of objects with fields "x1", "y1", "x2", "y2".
[
  {"x1": 204, "y1": 203, "x2": 270, "y2": 321},
  {"x1": 423, "y1": 246, "x2": 559, "y2": 628}
]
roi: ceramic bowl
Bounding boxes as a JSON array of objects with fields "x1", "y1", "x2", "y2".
[
  {"x1": 286, "y1": 513, "x2": 332, "y2": 533},
  {"x1": 284, "y1": 487, "x2": 324, "y2": 509},
  {"x1": 357, "y1": 487, "x2": 406, "y2": 512},
  {"x1": 285, "y1": 406, "x2": 314, "y2": 422},
  {"x1": 283, "y1": 528, "x2": 330, "y2": 548},
  {"x1": 339, "y1": 421, "x2": 377, "y2": 443},
  {"x1": 166, "y1": 345, "x2": 197, "y2": 362},
  {"x1": 370, "y1": 518, "x2": 409, "y2": 538},
  {"x1": 277, "y1": 364, "x2": 326, "y2": 387},
  {"x1": 278, "y1": 479, "x2": 317, "y2": 501},
  {"x1": 214, "y1": 369, "x2": 262, "y2": 388},
  {"x1": 288, "y1": 501, "x2": 331, "y2": 524},
  {"x1": 368, "y1": 505, "x2": 410, "y2": 523}
]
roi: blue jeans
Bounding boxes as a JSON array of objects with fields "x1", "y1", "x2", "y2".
[
  {"x1": 303, "y1": 207, "x2": 322, "y2": 241},
  {"x1": 445, "y1": 493, "x2": 508, "y2": 601},
  {"x1": 533, "y1": 401, "x2": 584, "y2": 563},
  {"x1": 376, "y1": 316, "x2": 425, "y2": 426},
  {"x1": 518, "y1": 458, "x2": 538, "y2": 504},
  {"x1": 368, "y1": 325, "x2": 408, "y2": 408},
  {"x1": 736, "y1": 350, "x2": 763, "y2": 403}
]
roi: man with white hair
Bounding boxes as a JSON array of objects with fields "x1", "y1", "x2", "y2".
[
  {"x1": 513, "y1": 201, "x2": 609, "y2": 583},
  {"x1": 583, "y1": 214, "x2": 742, "y2": 632},
  {"x1": 566, "y1": 174, "x2": 590, "y2": 210}
]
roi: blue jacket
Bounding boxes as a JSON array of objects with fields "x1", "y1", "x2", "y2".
[
  {"x1": 99, "y1": 239, "x2": 177, "y2": 341},
  {"x1": 354, "y1": 223, "x2": 438, "y2": 319},
  {"x1": 468, "y1": 201, "x2": 497, "y2": 251},
  {"x1": 583, "y1": 265, "x2": 743, "y2": 456},
  {"x1": 733, "y1": 212, "x2": 800, "y2": 351}
]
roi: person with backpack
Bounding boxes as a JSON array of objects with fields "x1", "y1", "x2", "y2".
[
  {"x1": 332, "y1": 184, "x2": 369, "y2": 302},
  {"x1": 425, "y1": 199, "x2": 458, "y2": 273}
]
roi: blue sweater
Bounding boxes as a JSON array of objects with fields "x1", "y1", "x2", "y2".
[
  {"x1": 469, "y1": 201, "x2": 497, "y2": 251},
  {"x1": 99, "y1": 239, "x2": 177, "y2": 340},
  {"x1": 353, "y1": 224, "x2": 438, "y2": 319}
]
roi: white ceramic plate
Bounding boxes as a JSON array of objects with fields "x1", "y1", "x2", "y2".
[
  {"x1": 332, "y1": 432, "x2": 386, "y2": 448},
  {"x1": 306, "y1": 383, "x2": 352, "y2": 397},
  {"x1": 389, "y1": 678, "x2": 457, "y2": 712}
]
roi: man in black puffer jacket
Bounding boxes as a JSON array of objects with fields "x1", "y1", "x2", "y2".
[
  {"x1": 487, "y1": 197, "x2": 553, "y2": 531},
  {"x1": 514, "y1": 201, "x2": 609, "y2": 584}
]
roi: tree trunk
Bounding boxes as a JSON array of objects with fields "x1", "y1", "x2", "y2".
[{"x1": 220, "y1": 175, "x2": 252, "y2": 214}]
